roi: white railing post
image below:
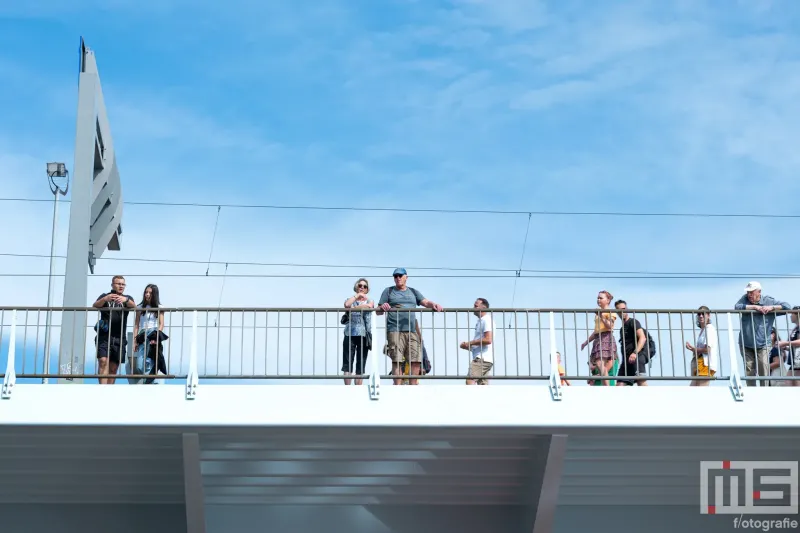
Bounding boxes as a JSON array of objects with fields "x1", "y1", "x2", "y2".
[
  {"x1": 2, "y1": 311, "x2": 17, "y2": 399},
  {"x1": 548, "y1": 311, "x2": 562, "y2": 401},
  {"x1": 368, "y1": 321, "x2": 380, "y2": 401},
  {"x1": 726, "y1": 312, "x2": 744, "y2": 401},
  {"x1": 185, "y1": 310, "x2": 198, "y2": 400}
]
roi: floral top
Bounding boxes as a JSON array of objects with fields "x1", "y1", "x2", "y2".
[{"x1": 344, "y1": 299, "x2": 373, "y2": 337}]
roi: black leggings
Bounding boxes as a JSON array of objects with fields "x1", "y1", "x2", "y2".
[
  {"x1": 145, "y1": 343, "x2": 168, "y2": 384},
  {"x1": 342, "y1": 335, "x2": 370, "y2": 375}
]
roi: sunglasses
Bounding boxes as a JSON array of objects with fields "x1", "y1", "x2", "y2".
[
  {"x1": 357, "y1": 284, "x2": 368, "y2": 289},
  {"x1": 393, "y1": 274, "x2": 404, "y2": 278}
]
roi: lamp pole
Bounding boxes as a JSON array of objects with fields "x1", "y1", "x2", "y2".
[{"x1": 43, "y1": 162, "x2": 69, "y2": 384}]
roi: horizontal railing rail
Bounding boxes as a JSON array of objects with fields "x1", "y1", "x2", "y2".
[{"x1": 0, "y1": 307, "x2": 797, "y2": 394}]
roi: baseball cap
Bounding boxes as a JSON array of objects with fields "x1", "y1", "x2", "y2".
[
  {"x1": 744, "y1": 281, "x2": 762, "y2": 292},
  {"x1": 393, "y1": 268, "x2": 407, "y2": 276}
]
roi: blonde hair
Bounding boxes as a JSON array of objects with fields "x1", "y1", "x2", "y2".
[{"x1": 353, "y1": 278, "x2": 369, "y2": 293}]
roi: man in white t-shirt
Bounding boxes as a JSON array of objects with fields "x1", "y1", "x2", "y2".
[{"x1": 459, "y1": 298, "x2": 493, "y2": 385}]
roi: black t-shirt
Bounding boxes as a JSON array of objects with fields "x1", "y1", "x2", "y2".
[
  {"x1": 619, "y1": 318, "x2": 644, "y2": 356},
  {"x1": 97, "y1": 292, "x2": 134, "y2": 339}
]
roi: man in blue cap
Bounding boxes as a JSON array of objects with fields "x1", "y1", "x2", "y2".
[{"x1": 377, "y1": 268, "x2": 443, "y2": 385}]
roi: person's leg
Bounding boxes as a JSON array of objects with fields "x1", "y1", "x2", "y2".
[
  {"x1": 353, "y1": 338, "x2": 365, "y2": 386},
  {"x1": 107, "y1": 339, "x2": 121, "y2": 385},
  {"x1": 387, "y1": 333, "x2": 404, "y2": 385},
  {"x1": 743, "y1": 347, "x2": 757, "y2": 385},
  {"x1": 615, "y1": 356, "x2": 634, "y2": 387},
  {"x1": 408, "y1": 332, "x2": 422, "y2": 385},
  {"x1": 477, "y1": 360, "x2": 492, "y2": 385},
  {"x1": 757, "y1": 347, "x2": 770, "y2": 387},
  {"x1": 96, "y1": 340, "x2": 109, "y2": 384},
  {"x1": 600, "y1": 358, "x2": 614, "y2": 386},
  {"x1": 690, "y1": 357, "x2": 699, "y2": 387},
  {"x1": 634, "y1": 353, "x2": 648, "y2": 386},
  {"x1": 357, "y1": 343, "x2": 370, "y2": 386},
  {"x1": 467, "y1": 358, "x2": 480, "y2": 385},
  {"x1": 342, "y1": 336, "x2": 353, "y2": 385}
]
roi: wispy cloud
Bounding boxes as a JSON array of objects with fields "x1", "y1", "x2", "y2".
[{"x1": 2, "y1": 0, "x2": 800, "y2": 383}]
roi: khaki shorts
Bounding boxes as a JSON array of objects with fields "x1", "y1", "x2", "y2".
[
  {"x1": 469, "y1": 357, "x2": 493, "y2": 384},
  {"x1": 385, "y1": 331, "x2": 421, "y2": 364}
]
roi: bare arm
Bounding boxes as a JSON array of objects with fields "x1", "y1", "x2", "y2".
[
  {"x1": 92, "y1": 294, "x2": 110, "y2": 309},
  {"x1": 158, "y1": 312, "x2": 164, "y2": 332},
  {"x1": 133, "y1": 311, "x2": 142, "y2": 338},
  {"x1": 634, "y1": 328, "x2": 647, "y2": 354},
  {"x1": 419, "y1": 298, "x2": 443, "y2": 312},
  {"x1": 467, "y1": 330, "x2": 493, "y2": 347}
]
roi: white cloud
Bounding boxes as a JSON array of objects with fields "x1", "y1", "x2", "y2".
[{"x1": 3, "y1": 1, "x2": 800, "y2": 386}]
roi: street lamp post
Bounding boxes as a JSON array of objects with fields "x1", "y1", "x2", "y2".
[{"x1": 43, "y1": 162, "x2": 69, "y2": 384}]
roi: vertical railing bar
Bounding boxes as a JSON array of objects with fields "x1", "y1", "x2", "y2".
[
  {"x1": 642, "y1": 312, "x2": 652, "y2": 375},
  {"x1": 215, "y1": 309, "x2": 221, "y2": 376},
  {"x1": 289, "y1": 311, "x2": 293, "y2": 377},
  {"x1": 312, "y1": 312, "x2": 316, "y2": 377},
  {"x1": 430, "y1": 308, "x2": 435, "y2": 378},
  {"x1": 560, "y1": 311, "x2": 567, "y2": 380},
  {"x1": 240, "y1": 311, "x2": 245, "y2": 377},
  {"x1": 679, "y1": 311, "x2": 689, "y2": 381},
  {"x1": 264, "y1": 311, "x2": 269, "y2": 377},
  {"x1": 300, "y1": 311, "x2": 304, "y2": 377},
  {"x1": 443, "y1": 310, "x2": 448, "y2": 377},
  {"x1": 277, "y1": 312, "x2": 281, "y2": 376},
  {"x1": 526, "y1": 311, "x2": 532, "y2": 377},
  {"x1": 178, "y1": 311, "x2": 184, "y2": 377},
  {"x1": 164, "y1": 310, "x2": 172, "y2": 380},
  {"x1": 34, "y1": 310, "x2": 42, "y2": 375},
  {"x1": 203, "y1": 310, "x2": 209, "y2": 376},
  {"x1": 751, "y1": 309, "x2": 759, "y2": 386},
  {"x1": 502, "y1": 310, "x2": 507, "y2": 379},
  {"x1": 227, "y1": 310, "x2": 233, "y2": 377},
  {"x1": 655, "y1": 313, "x2": 663, "y2": 379},
  {"x1": 324, "y1": 311, "x2": 327, "y2": 378},
  {"x1": 252, "y1": 311, "x2": 257, "y2": 377},
  {"x1": 667, "y1": 312, "x2": 676, "y2": 379},
  {"x1": 537, "y1": 312, "x2": 544, "y2": 378},
  {"x1": 21, "y1": 310, "x2": 30, "y2": 375},
  {"x1": 456, "y1": 310, "x2": 461, "y2": 380},
  {"x1": 74, "y1": 307, "x2": 83, "y2": 380},
  {"x1": 572, "y1": 311, "x2": 578, "y2": 381},
  {"x1": 0, "y1": 310, "x2": 5, "y2": 375},
  {"x1": 584, "y1": 312, "x2": 590, "y2": 383},
  {"x1": 514, "y1": 310, "x2": 520, "y2": 377}
]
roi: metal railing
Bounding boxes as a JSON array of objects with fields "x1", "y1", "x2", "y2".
[{"x1": 0, "y1": 307, "x2": 798, "y2": 391}]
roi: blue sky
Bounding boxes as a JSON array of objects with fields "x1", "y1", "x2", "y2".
[{"x1": 1, "y1": 0, "x2": 800, "y2": 382}]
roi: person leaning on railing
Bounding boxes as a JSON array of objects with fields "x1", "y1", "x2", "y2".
[
  {"x1": 775, "y1": 306, "x2": 800, "y2": 387},
  {"x1": 342, "y1": 278, "x2": 374, "y2": 386},
  {"x1": 734, "y1": 281, "x2": 791, "y2": 387},
  {"x1": 581, "y1": 290, "x2": 618, "y2": 387},
  {"x1": 377, "y1": 268, "x2": 443, "y2": 386},
  {"x1": 132, "y1": 284, "x2": 167, "y2": 385},
  {"x1": 92, "y1": 275, "x2": 135, "y2": 385},
  {"x1": 685, "y1": 306, "x2": 718, "y2": 387}
]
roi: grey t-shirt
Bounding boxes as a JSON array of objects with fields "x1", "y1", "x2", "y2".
[{"x1": 378, "y1": 286, "x2": 425, "y2": 333}]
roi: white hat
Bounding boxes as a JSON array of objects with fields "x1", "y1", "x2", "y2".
[{"x1": 745, "y1": 281, "x2": 762, "y2": 292}]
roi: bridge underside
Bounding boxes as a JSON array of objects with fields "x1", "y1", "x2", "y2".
[
  {"x1": 1, "y1": 385, "x2": 799, "y2": 532},
  {"x1": 0, "y1": 425, "x2": 798, "y2": 533}
]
